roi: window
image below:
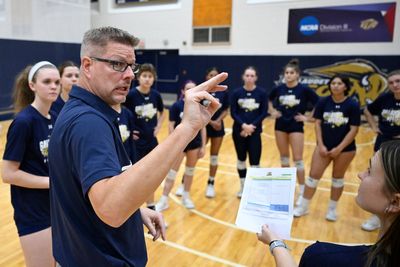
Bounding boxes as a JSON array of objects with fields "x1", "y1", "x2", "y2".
[{"x1": 193, "y1": 27, "x2": 230, "y2": 44}]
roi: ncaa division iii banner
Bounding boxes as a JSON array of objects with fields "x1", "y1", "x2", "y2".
[{"x1": 288, "y1": 2, "x2": 396, "y2": 43}]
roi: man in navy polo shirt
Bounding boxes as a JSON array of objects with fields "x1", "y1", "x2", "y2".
[{"x1": 48, "y1": 26, "x2": 227, "y2": 267}]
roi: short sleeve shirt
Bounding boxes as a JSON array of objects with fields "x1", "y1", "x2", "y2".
[
  {"x1": 314, "y1": 96, "x2": 360, "y2": 149},
  {"x1": 123, "y1": 88, "x2": 164, "y2": 147},
  {"x1": 49, "y1": 86, "x2": 146, "y2": 267},
  {"x1": 3, "y1": 105, "x2": 55, "y2": 234},
  {"x1": 367, "y1": 92, "x2": 400, "y2": 138},
  {"x1": 230, "y1": 86, "x2": 268, "y2": 134}
]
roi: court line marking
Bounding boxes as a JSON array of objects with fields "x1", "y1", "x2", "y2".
[
  {"x1": 144, "y1": 233, "x2": 246, "y2": 267},
  {"x1": 169, "y1": 195, "x2": 367, "y2": 246},
  {"x1": 195, "y1": 164, "x2": 360, "y2": 188}
]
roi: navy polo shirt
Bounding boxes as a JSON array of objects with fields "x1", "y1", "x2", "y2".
[
  {"x1": 367, "y1": 92, "x2": 400, "y2": 138},
  {"x1": 3, "y1": 105, "x2": 55, "y2": 236},
  {"x1": 269, "y1": 83, "x2": 319, "y2": 127},
  {"x1": 123, "y1": 88, "x2": 164, "y2": 148},
  {"x1": 210, "y1": 91, "x2": 229, "y2": 121},
  {"x1": 230, "y1": 86, "x2": 268, "y2": 134},
  {"x1": 49, "y1": 86, "x2": 146, "y2": 267},
  {"x1": 314, "y1": 96, "x2": 360, "y2": 150}
]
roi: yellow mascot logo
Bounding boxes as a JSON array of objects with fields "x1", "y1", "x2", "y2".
[{"x1": 302, "y1": 59, "x2": 387, "y2": 108}]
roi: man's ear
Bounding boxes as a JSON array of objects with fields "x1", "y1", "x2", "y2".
[{"x1": 81, "y1": 56, "x2": 92, "y2": 79}]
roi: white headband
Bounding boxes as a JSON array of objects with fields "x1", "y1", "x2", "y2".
[{"x1": 28, "y1": 61, "x2": 55, "y2": 83}]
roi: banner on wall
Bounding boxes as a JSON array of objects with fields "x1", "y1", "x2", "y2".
[
  {"x1": 288, "y1": 2, "x2": 396, "y2": 43},
  {"x1": 274, "y1": 59, "x2": 388, "y2": 108}
]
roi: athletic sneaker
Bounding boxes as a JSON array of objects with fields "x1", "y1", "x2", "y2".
[
  {"x1": 325, "y1": 208, "x2": 337, "y2": 222},
  {"x1": 361, "y1": 215, "x2": 381, "y2": 231},
  {"x1": 237, "y1": 179, "x2": 245, "y2": 198},
  {"x1": 175, "y1": 184, "x2": 184, "y2": 197},
  {"x1": 295, "y1": 194, "x2": 303, "y2": 206},
  {"x1": 155, "y1": 196, "x2": 169, "y2": 212},
  {"x1": 182, "y1": 195, "x2": 195, "y2": 209},
  {"x1": 205, "y1": 184, "x2": 215, "y2": 198},
  {"x1": 293, "y1": 205, "x2": 309, "y2": 217}
]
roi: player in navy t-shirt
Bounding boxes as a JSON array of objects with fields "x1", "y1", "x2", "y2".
[
  {"x1": 50, "y1": 61, "x2": 79, "y2": 115},
  {"x1": 2, "y1": 61, "x2": 60, "y2": 267},
  {"x1": 231, "y1": 66, "x2": 268, "y2": 198},
  {"x1": 156, "y1": 80, "x2": 206, "y2": 211},
  {"x1": 123, "y1": 63, "x2": 165, "y2": 210},
  {"x1": 362, "y1": 69, "x2": 400, "y2": 231},
  {"x1": 268, "y1": 59, "x2": 319, "y2": 205},
  {"x1": 294, "y1": 75, "x2": 360, "y2": 221},
  {"x1": 117, "y1": 105, "x2": 137, "y2": 164},
  {"x1": 204, "y1": 67, "x2": 230, "y2": 198}
]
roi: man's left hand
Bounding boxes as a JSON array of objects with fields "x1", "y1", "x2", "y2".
[{"x1": 140, "y1": 207, "x2": 166, "y2": 241}]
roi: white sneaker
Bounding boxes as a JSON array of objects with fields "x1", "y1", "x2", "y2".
[
  {"x1": 295, "y1": 194, "x2": 303, "y2": 206},
  {"x1": 325, "y1": 208, "x2": 337, "y2": 222},
  {"x1": 155, "y1": 197, "x2": 169, "y2": 212},
  {"x1": 237, "y1": 178, "x2": 245, "y2": 198},
  {"x1": 175, "y1": 184, "x2": 184, "y2": 197},
  {"x1": 182, "y1": 195, "x2": 195, "y2": 209},
  {"x1": 205, "y1": 184, "x2": 215, "y2": 198},
  {"x1": 361, "y1": 215, "x2": 381, "y2": 231},
  {"x1": 293, "y1": 205, "x2": 309, "y2": 217}
]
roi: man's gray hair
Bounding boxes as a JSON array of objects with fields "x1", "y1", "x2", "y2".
[{"x1": 80, "y1": 26, "x2": 140, "y2": 57}]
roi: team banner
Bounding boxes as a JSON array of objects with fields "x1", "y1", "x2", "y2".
[{"x1": 288, "y1": 2, "x2": 396, "y2": 43}]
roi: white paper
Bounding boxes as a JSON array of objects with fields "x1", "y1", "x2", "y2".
[{"x1": 235, "y1": 167, "x2": 296, "y2": 239}]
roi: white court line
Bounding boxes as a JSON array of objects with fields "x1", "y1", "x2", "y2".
[
  {"x1": 194, "y1": 165, "x2": 360, "y2": 188},
  {"x1": 144, "y1": 233, "x2": 246, "y2": 267},
  {"x1": 169, "y1": 195, "x2": 367, "y2": 246}
]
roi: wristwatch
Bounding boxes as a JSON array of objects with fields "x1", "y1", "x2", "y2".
[{"x1": 269, "y1": 240, "x2": 288, "y2": 255}]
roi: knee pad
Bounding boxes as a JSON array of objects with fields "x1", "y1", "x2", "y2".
[
  {"x1": 237, "y1": 160, "x2": 246, "y2": 170},
  {"x1": 332, "y1": 178, "x2": 344, "y2": 188},
  {"x1": 250, "y1": 165, "x2": 260, "y2": 168},
  {"x1": 280, "y1": 156, "x2": 290, "y2": 166},
  {"x1": 294, "y1": 160, "x2": 304, "y2": 170},
  {"x1": 166, "y1": 169, "x2": 177, "y2": 181},
  {"x1": 184, "y1": 166, "x2": 195, "y2": 176},
  {"x1": 305, "y1": 176, "x2": 319, "y2": 188},
  {"x1": 210, "y1": 155, "x2": 218, "y2": 166}
]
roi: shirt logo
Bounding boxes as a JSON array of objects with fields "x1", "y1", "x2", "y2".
[
  {"x1": 323, "y1": 111, "x2": 349, "y2": 128},
  {"x1": 39, "y1": 139, "x2": 50, "y2": 163},
  {"x1": 279, "y1": 95, "x2": 300, "y2": 108},
  {"x1": 135, "y1": 103, "x2": 157, "y2": 121},
  {"x1": 238, "y1": 98, "x2": 260, "y2": 112},
  {"x1": 119, "y1": 124, "x2": 130, "y2": 142},
  {"x1": 381, "y1": 109, "x2": 400, "y2": 126}
]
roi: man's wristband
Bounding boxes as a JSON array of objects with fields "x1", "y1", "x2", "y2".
[{"x1": 269, "y1": 240, "x2": 288, "y2": 255}]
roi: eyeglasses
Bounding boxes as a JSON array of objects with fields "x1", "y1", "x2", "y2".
[{"x1": 90, "y1": 57, "x2": 140, "y2": 73}]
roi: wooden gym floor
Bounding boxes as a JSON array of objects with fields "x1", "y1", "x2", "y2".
[{"x1": 0, "y1": 112, "x2": 378, "y2": 267}]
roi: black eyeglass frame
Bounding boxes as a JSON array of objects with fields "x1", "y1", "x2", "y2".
[{"x1": 90, "y1": 57, "x2": 140, "y2": 73}]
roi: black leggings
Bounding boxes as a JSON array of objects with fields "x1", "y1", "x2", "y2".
[{"x1": 232, "y1": 130, "x2": 262, "y2": 178}]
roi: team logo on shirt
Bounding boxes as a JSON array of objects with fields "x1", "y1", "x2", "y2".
[
  {"x1": 135, "y1": 103, "x2": 157, "y2": 121},
  {"x1": 381, "y1": 109, "x2": 400, "y2": 126},
  {"x1": 279, "y1": 95, "x2": 300, "y2": 108},
  {"x1": 323, "y1": 112, "x2": 349, "y2": 128},
  {"x1": 179, "y1": 112, "x2": 183, "y2": 119},
  {"x1": 39, "y1": 139, "x2": 50, "y2": 162},
  {"x1": 119, "y1": 124, "x2": 130, "y2": 142},
  {"x1": 238, "y1": 98, "x2": 260, "y2": 111}
]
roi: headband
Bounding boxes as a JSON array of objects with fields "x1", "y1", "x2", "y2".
[{"x1": 28, "y1": 61, "x2": 55, "y2": 83}]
